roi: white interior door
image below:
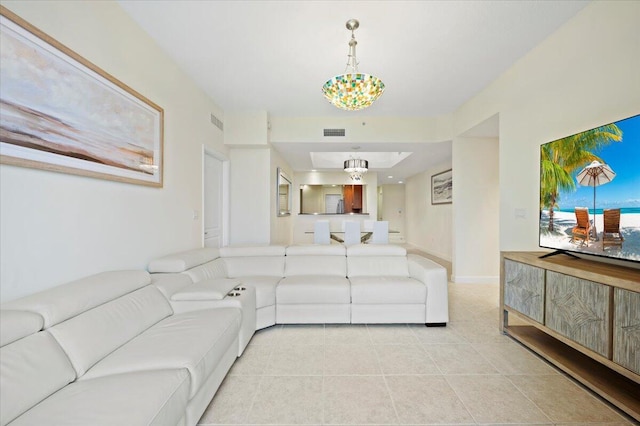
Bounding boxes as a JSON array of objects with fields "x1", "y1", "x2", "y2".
[{"x1": 204, "y1": 151, "x2": 224, "y2": 248}]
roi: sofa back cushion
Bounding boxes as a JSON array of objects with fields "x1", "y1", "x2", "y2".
[
  {"x1": 3, "y1": 270, "x2": 151, "y2": 328},
  {"x1": 220, "y1": 246, "x2": 286, "y2": 278},
  {"x1": 0, "y1": 310, "x2": 43, "y2": 347},
  {"x1": 148, "y1": 247, "x2": 220, "y2": 273},
  {"x1": 1, "y1": 331, "x2": 76, "y2": 426},
  {"x1": 346, "y1": 244, "x2": 409, "y2": 277},
  {"x1": 220, "y1": 245, "x2": 286, "y2": 257},
  {"x1": 150, "y1": 273, "x2": 193, "y2": 299},
  {"x1": 48, "y1": 286, "x2": 172, "y2": 377},
  {"x1": 184, "y1": 258, "x2": 227, "y2": 282},
  {"x1": 285, "y1": 245, "x2": 347, "y2": 277}
]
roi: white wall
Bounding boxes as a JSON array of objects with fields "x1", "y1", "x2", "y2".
[
  {"x1": 453, "y1": 1, "x2": 640, "y2": 256},
  {"x1": 405, "y1": 162, "x2": 453, "y2": 261},
  {"x1": 229, "y1": 148, "x2": 271, "y2": 245},
  {"x1": 0, "y1": 1, "x2": 227, "y2": 301},
  {"x1": 270, "y1": 115, "x2": 453, "y2": 144},
  {"x1": 452, "y1": 138, "x2": 499, "y2": 283},
  {"x1": 224, "y1": 111, "x2": 269, "y2": 146},
  {"x1": 380, "y1": 185, "x2": 406, "y2": 243}
]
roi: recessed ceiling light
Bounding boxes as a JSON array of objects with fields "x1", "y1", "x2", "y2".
[
  {"x1": 388, "y1": 175, "x2": 393, "y2": 179},
  {"x1": 398, "y1": 181, "x2": 404, "y2": 184},
  {"x1": 311, "y1": 169, "x2": 317, "y2": 172}
]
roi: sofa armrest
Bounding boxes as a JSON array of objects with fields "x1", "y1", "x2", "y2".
[
  {"x1": 170, "y1": 278, "x2": 241, "y2": 301},
  {"x1": 407, "y1": 254, "x2": 449, "y2": 324}
]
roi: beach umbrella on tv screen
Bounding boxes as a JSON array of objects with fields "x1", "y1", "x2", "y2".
[{"x1": 576, "y1": 160, "x2": 616, "y2": 241}]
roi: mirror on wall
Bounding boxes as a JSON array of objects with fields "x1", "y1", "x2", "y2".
[
  {"x1": 277, "y1": 168, "x2": 292, "y2": 216},
  {"x1": 300, "y1": 184, "x2": 366, "y2": 214}
]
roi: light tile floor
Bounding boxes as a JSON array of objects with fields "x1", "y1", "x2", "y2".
[{"x1": 199, "y1": 280, "x2": 637, "y2": 425}]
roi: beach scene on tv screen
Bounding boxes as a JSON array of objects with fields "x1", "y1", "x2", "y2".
[{"x1": 540, "y1": 114, "x2": 640, "y2": 262}]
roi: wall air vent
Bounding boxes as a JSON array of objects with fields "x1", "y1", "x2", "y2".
[
  {"x1": 210, "y1": 113, "x2": 224, "y2": 131},
  {"x1": 323, "y1": 128, "x2": 346, "y2": 137}
]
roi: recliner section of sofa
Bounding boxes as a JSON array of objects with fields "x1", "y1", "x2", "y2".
[
  {"x1": 0, "y1": 270, "x2": 241, "y2": 426},
  {"x1": 149, "y1": 245, "x2": 283, "y2": 334},
  {"x1": 149, "y1": 243, "x2": 449, "y2": 328},
  {"x1": 277, "y1": 244, "x2": 351, "y2": 324}
]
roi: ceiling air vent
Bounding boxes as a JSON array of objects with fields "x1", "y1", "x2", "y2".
[
  {"x1": 323, "y1": 128, "x2": 346, "y2": 137},
  {"x1": 210, "y1": 113, "x2": 224, "y2": 131}
]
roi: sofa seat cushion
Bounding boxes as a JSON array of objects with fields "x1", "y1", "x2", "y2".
[
  {"x1": 277, "y1": 276, "x2": 351, "y2": 304},
  {"x1": 236, "y1": 276, "x2": 280, "y2": 308},
  {"x1": 10, "y1": 369, "x2": 190, "y2": 426},
  {"x1": 82, "y1": 307, "x2": 241, "y2": 398},
  {"x1": 350, "y1": 276, "x2": 426, "y2": 304}
]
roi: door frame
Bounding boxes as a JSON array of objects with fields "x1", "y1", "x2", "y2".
[{"x1": 202, "y1": 146, "x2": 230, "y2": 247}]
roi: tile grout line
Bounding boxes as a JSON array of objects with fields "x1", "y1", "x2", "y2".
[
  {"x1": 501, "y1": 374, "x2": 555, "y2": 425},
  {"x1": 373, "y1": 338, "x2": 401, "y2": 425},
  {"x1": 442, "y1": 374, "x2": 480, "y2": 425},
  {"x1": 242, "y1": 336, "x2": 276, "y2": 425}
]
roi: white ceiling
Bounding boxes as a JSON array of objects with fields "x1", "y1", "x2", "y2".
[{"x1": 118, "y1": 0, "x2": 589, "y2": 182}]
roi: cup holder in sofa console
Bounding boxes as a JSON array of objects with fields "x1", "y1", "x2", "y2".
[
  {"x1": 233, "y1": 286, "x2": 247, "y2": 291},
  {"x1": 227, "y1": 291, "x2": 242, "y2": 297}
]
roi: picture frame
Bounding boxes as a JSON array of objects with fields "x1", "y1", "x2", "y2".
[
  {"x1": 0, "y1": 6, "x2": 164, "y2": 187},
  {"x1": 431, "y1": 169, "x2": 452, "y2": 205}
]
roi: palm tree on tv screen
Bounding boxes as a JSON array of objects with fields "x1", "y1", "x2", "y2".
[{"x1": 540, "y1": 124, "x2": 621, "y2": 232}]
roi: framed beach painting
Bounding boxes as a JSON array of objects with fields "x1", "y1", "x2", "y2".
[
  {"x1": 0, "y1": 7, "x2": 164, "y2": 187},
  {"x1": 431, "y1": 169, "x2": 452, "y2": 205}
]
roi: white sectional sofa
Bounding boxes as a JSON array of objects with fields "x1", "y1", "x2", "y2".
[
  {"x1": 0, "y1": 244, "x2": 447, "y2": 425},
  {"x1": 0, "y1": 270, "x2": 242, "y2": 426},
  {"x1": 148, "y1": 243, "x2": 449, "y2": 328}
]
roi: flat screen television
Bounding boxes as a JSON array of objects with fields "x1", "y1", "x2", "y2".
[{"x1": 539, "y1": 114, "x2": 640, "y2": 263}]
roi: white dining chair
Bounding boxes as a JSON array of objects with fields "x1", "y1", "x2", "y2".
[
  {"x1": 342, "y1": 220, "x2": 361, "y2": 246},
  {"x1": 363, "y1": 220, "x2": 375, "y2": 232},
  {"x1": 314, "y1": 220, "x2": 331, "y2": 244},
  {"x1": 371, "y1": 220, "x2": 389, "y2": 244}
]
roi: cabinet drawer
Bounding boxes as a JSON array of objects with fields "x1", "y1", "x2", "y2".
[
  {"x1": 503, "y1": 259, "x2": 545, "y2": 323},
  {"x1": 614, "y1": 288, "x2": 640, "y2": 375},
  {"x1": 546, "y1": 271, "x2": 611, "y2": 357}
]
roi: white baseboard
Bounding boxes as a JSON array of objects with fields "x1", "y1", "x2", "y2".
[{"x1": 451, "y1": 275, "x2": 499, "y2": 284}]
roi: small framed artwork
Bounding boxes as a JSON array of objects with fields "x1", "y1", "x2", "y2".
[
  {"x1": 431, "y1": 169, "x2": 452, "y2": 204},
  {"x1": 0, "y1": 6, "x2": 164, "y2": 187}
]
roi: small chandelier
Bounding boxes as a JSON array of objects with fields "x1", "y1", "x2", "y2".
[
  {"x1": 322, "y1": 19, "x2": 385, "y2": 111},
  {"x1": 344, "y1": 158, "x2": 368, "y2": 182}
]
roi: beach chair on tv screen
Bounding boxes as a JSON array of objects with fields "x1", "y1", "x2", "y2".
[
  {"x1": 602, "y1": 208, "x2": 624, "y2": 250},
  {"x1": 571, "y1": 207, "x2": 591, "y2": 246}
]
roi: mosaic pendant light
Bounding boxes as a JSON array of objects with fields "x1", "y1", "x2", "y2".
[{"x1": 322, "y1": 19, "x2": 385, "y2": 111}]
